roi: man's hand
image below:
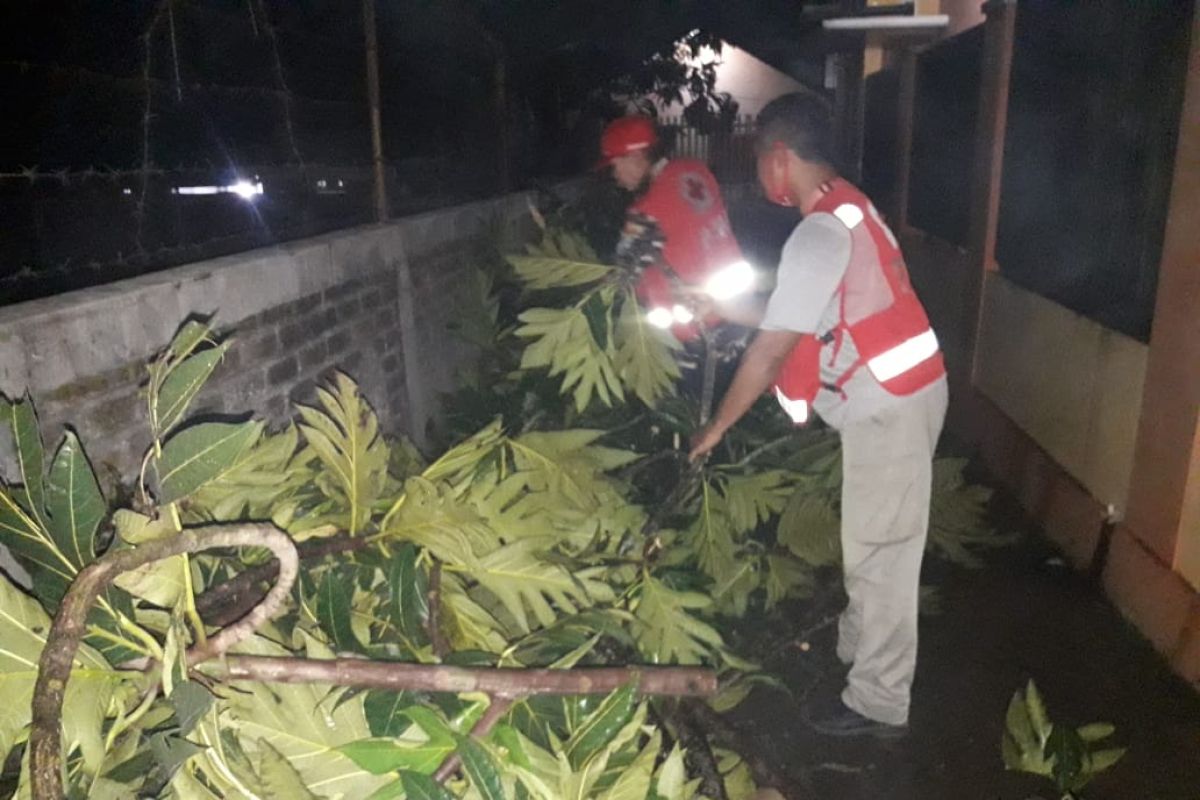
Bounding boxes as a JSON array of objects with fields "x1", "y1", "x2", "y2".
[{"x1": 689, "y1": 423, "x2": 725, "y2": 462}]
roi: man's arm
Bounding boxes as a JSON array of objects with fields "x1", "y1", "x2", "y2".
[{"x1": 689, "y1": 328, "x2": 803, "y2": 459}]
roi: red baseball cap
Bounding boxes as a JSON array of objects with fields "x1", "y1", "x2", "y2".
[{"x1": 598, "y1": 116, "x2": 658, "y2": 168}]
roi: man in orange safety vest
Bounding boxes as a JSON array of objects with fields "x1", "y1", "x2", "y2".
[{"x1": 690, "y1": 93, "x2": 948, "y2": 738}]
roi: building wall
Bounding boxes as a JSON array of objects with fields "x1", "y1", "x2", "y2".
[
  {"x1": 975, "y1": 272, "x2": 1147, "y2": 514},
  {"x1": 0, "y1": 188, "x2": 553, "y2": 487}
]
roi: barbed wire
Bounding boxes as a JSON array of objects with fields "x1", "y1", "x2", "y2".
[
  {"x1": 0, "y1": 60, "x2": 362, "y2": 111},
  {"x1": 0, "y1": 161, "x2": 378, "y2": 185}
]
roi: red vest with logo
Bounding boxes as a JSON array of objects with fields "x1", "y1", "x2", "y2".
[
  {"x1": 773, "y1": 180, "x2": 945, "y2": 425},
  {"x1": 631, "y1": 160, "x2": 743, "y2": 339}
]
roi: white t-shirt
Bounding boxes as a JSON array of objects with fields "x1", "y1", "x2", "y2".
[{"x1": 761, "y1": 212, "x2": 925, "y2": 429}]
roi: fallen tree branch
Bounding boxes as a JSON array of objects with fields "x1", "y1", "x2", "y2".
[
  {"x1": 31, "y1": 523, "x2": 299, "y2": 800},
  {"x1": 194, "y1": 533, "x2": 367, "y2": 626},
  {"x1": 208, "y1": 657, "x2": 718, "y2": 698}
]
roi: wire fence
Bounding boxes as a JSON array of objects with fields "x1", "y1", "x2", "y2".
[
  {"x1": 0, "y1": 1, "x2": 505, "y2": 305},
  {"x1": 0, "y1": 1, "x2": 756, "y2": 306},
  {"x1": 660, "y1": 114, "x2": 758, "y2": 185}
]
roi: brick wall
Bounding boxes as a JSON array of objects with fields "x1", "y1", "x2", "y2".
[{"x1": 0, "y1": 187, "x2": 564, "y2": 497}]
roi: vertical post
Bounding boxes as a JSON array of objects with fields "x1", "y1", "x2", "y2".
[
  {"x1": 891, "y1": 48, "x2": 918, "y2": 229},
  {"x1": 363, "y1": 0, "x2": 388, "y2": 223},
  {"x1": 963, "y1": 0, "x2": 1016, "y2": 383},
  {"x1": 494, "y1": 55, "x2": 511, "y2": 193},
  {"x1": 1121, "y1": 1, "x2": 1200, "y2": 576},
  {"x1": 835, "y1": 48, "x2": 867, "y2": 182}
]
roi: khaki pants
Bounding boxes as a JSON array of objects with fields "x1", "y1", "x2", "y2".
[{"x1": 836, "y1": 379, "x2": 948, "y2": 726}]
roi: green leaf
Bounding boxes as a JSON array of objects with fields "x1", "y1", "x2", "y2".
[
  {"x1": 389, "y1": 544, "x2": 429, "y2": 642},
  {"x1": 654, "y1": 742, "x2": 691, "y2": 800},
  {"x1": 764, "y1": 554, "x2": 815, "y2": 611},
  {"x1": 1, "y1": 395, "x2": 47, "y2": 525},
  {"x1": 0, "y1": 488, "x2": 75, "y2": 590},
  {"x1": 254, "y1": 738, "x2": 324, "y2": 799},
  {"x1": 1024, "y1": 680, "x2": 1052, "y2": 743},
  {"x1": 1076, "y1": 722, "x2": 1116, "y2": 742},
  {"x1": 315, "y1": 568, "x2": 361, "y2": 653},
  {"x1": 297, "y1": 373, "x2": 392, "y2": 535},
  {"x1": 169, "y1": 681, "x2": 213, "y2": 737},
  {"x1": 167, "y1": 320, "x2": 213, "y2": 361},
  {"x1": 365, "y1": 691, "x2": 419, "y2": 738},
  {"x1": 776, "y1": 490, "x2": 841, "y2": 567},
  {"x1": 218, "y1": 635, "x2": 390, "y2": 798},
  {"x1": 563, "y1": 684, "x2": 637, "y2": 768},
  {"x1": 399, "y1": 770, "x2": 458, "y2": 800},
  {"x1": 340, "y1": 706, "x2": 456, "y2": 775},
  {"x1": 634, "y1": 575, "x2": 724, "y2": 665},
  {"x1": 516, "y1": 300, "x2": 624, "y2": 413},
  {"x1": 0, "y1": 571, "x2": 128, "y2": 773},
  {"x1": 340, "y1": 738, "x2": 446, "y2": 776},
  {"x1": 599, "y1": 730, "x2": 658, "y2": 800},
  {"x1": 1086, "y1": 747, "x2": 1126, "y2": 775},
  {"x1": 583, "y1": 293, "x2": 611, "y2": 350},
  {"x1": 156, "y1": 421, "x2": 263, "y2": 504},
  {"x1": 612, "y1": 290, "x2": 680, "y2": 408},
  {"x1": 155, "y1": 343, "x2": 230, "y2": 434},
  {"x1": 44, "y1": 430, "x2": 105, "y2": 570},
  {"x1": 1004, "y1": 689, "x2": 1040, "y2": 756},
  {"x1": 455, "y1": 734, "x2": 505, "y2": 800},
  {"x1": 507, "y1": 254, "x2": 613, "y2": 290}
]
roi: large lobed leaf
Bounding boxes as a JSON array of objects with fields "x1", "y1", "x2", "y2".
[
  {"x1": 214, "y1": 634, "x2": 390, "y2": 799},
  {"x1": 612, "y1": 291, "x2": 680, "y2": 408},
  {"x1": 297, "y1": 372, "x2": 392, "y2": 535},
  {"x1": 633, "y1": 575, "x2": 724, "y2": 665},
  {"x1": 516, "y1": 300, "x2": 625, "y2": 413}
]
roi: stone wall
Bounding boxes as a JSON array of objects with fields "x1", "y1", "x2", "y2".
[{"x1": 0, "y1": 188, "x2": 557, "y2": 492}]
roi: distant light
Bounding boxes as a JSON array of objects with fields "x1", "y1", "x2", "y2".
[
  {"x1": 317, "y1": 179, "x2": 328, "y2": 189},
  {"x1": 229, "y1": 180, "x2": 263, "y2": 199},
  {"x1": 176, "y1": 185, "x2": 222, "y2": 196},
  {"x1": 174, "y1": 179, "x2": 264, "y2": 199},
  {"x1": 337, "y1": 179, "x2": 344, "y2": 188},
  {"x1": 121, "y1": 188, "x2": 132, "y2": 196}
]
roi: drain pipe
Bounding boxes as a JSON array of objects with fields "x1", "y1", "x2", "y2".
[{"x1": 1087, "y1": 504, "x2": 1122, "y2": 585}]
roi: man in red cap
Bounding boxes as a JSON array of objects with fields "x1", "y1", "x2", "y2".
[{"x1": 599, "y1": 115, "x2": 756, "y2": 361}]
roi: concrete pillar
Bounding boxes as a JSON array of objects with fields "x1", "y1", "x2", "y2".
[
  {"x1": 962, "y1": 0, "x2": 1016, "y2": 386},
  {"x1": 1121, "y1": 1, "x2": 1200, "y2": 582}
]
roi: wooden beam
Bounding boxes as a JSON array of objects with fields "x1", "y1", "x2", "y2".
[{"x1": 363, "y1": 0, "x2": 388, "y2": 223}]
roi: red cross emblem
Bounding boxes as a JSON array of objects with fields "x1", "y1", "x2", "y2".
[{"x1": 680, "y1": 173, "x2": 712, "y2": 211}]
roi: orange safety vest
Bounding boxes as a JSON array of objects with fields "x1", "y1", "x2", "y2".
[
  {"x1": 629, "y1": 159, "x2": 744, "y2": 340},
  {"x1": 773, "y1": 179, "x2": 945, "y2": 425}
]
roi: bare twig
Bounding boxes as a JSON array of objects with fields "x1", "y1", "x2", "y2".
[
  {"x1": 30, "y1": 523, "x2": 299, "y2": 800},
  {"x1": 209, "y1": 658, "x2": 717, "y2": 698},
  {"x1": 433, "y1": 696, "x2": 514, "y2": 783}
]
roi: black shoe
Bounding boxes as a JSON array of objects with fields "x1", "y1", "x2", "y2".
[{"x1": 804, "y1": 700, "x2": 908, "y2": 740}]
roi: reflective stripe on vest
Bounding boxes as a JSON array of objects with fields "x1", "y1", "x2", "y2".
[
  {"x1": 774, "y1": 386, "x2": 809, "y2": 424},
  {"x1": 866, "y1": 328, "x2": 940, "y2": 382}
]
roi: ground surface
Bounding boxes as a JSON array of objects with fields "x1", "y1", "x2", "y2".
[{"x1": 724, "y1": 496, "x2": 1200, "y2": 800}]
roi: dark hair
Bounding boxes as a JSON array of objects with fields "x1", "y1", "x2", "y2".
[{"x1": 755, "y1": 92, "x2": 836, "y2": 166}]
